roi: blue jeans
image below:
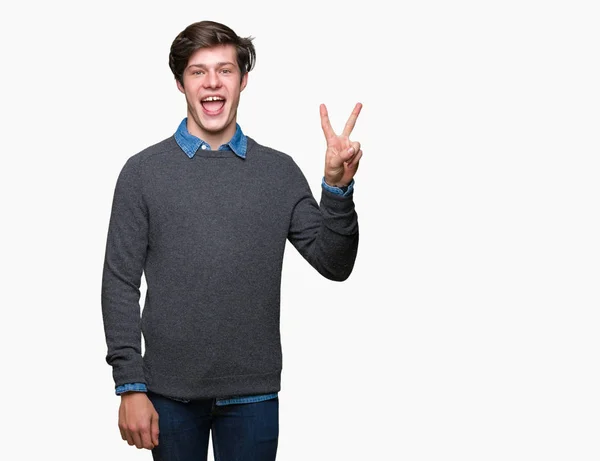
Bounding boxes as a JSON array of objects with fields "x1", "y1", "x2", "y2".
[{"x1": 147, "y1": 391, "x2": 279, "y2": 461}]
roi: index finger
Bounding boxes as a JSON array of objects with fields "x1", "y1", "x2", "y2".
[
  {"x1": 342, "y1": 102, "x2": 363, "y2": 137},
  {"x1": 320, "y1": 103, "x2": 336, "y2": 140}
]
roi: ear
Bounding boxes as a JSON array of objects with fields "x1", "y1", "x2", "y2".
[
  {"x1": 240, "y1": 72, "x2": 248, "y2": 92},
  {"x1": 176, "y1": 79, "x2": 185, "y2": 94}
]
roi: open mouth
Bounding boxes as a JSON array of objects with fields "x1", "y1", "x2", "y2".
[{"x1": 201, "y1": 96, "x2": 226, "y2": 114}]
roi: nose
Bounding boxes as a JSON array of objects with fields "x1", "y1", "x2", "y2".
[{"x1": 204, "y1": 69, "x2": 221, "y2": 89}]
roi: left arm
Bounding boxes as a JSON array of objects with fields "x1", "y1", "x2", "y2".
[{"x1": 287, "y1": 103, "x2": 363, "y2": 281}]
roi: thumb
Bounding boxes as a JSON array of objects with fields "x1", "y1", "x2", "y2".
[
  {"x1": 340, "y1": 146, "x2": 355, "y2": 162},
  {"x1": 151, "y1": 411, "x2": 160, "y2": 446}
]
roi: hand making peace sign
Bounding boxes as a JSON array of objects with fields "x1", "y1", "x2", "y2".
[{"x1": 320, "y1": 102, "x2": 363, "y2": 188}]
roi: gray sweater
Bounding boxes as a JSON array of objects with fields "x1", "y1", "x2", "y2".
[{"x1": 101, "y1": 135, "x2": 359, "y2": 400}]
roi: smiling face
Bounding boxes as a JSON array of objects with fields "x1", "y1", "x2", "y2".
[{"x1": 177, "y1": 44, "x2": 248, "y2": 148}]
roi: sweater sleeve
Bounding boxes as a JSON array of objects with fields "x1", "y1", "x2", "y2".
[
  {"x1": 101, "y1": 155, "x2": 148, "y2": 388},
  {"x1": 287, "y1": 166, "x2": 359, "y2": 281}
]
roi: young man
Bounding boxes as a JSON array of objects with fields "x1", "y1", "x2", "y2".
[{"x1": 101, "y1": 20, "x2": 363, "y2": 461}]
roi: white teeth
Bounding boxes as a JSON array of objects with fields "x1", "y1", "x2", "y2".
[{"x1": 202, "y1": 96, "x2": 224, "y2": 102}]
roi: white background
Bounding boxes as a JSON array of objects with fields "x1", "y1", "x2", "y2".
[{"x1": 1, "y1": 0, "x2": 599, "y2": 460}]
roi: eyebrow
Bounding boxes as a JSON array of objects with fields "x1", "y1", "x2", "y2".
[{"x1": 187, "y1": 62, "x2": 237, "y2": 70}]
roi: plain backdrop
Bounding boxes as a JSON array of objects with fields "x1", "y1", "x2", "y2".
[{"x1": 1, "y1": 0, "x2": 599, "y2": 460}]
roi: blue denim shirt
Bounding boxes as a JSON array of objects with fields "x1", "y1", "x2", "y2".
[{"x1": 115, "y1": 118, "x2": 354, "y2": 404}]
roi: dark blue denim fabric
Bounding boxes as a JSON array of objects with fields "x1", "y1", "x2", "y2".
[{"x1": 148, "y1": 390, "x2": 278, "y2": 461}]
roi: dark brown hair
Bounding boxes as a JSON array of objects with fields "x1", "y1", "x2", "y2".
[{"x1": 169, "y1": 20, "x2": 256, "y2": 86}]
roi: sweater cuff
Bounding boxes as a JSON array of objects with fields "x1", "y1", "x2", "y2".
[{"x1": 319, "y1": 185, "x2": 358, "y2": 236}]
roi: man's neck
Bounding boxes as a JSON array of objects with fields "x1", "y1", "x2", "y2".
[{"x1": 187, "y1": 120, "x2": 236, "y2": 150}]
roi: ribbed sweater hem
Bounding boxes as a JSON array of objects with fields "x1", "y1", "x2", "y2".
[{"x1": 145, "y1": 369, "x2": 282, "y2": 400}]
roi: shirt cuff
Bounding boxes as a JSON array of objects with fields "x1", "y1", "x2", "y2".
[
  {"x1": 322, "y1": 178, "x2": 355, "y2": 196},
  {"x1": 115, "y1": 383, "x2": 148, "y2": 395}
]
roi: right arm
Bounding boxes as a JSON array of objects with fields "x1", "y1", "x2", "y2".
[
  {"x1": 101, "y1": 156, "x2": 158, "y2": 450},
  {"x1": 101, "y1": 155, "x2": 148, "y2": 388}
]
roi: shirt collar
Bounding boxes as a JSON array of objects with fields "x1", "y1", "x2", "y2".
[{"x1": 174, "y1": 117, "x2": 247, "y2": 159}]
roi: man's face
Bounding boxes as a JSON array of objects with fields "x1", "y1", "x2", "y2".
[{"x1": 177, "y1": 44, "x2": 248, "y2": 147}]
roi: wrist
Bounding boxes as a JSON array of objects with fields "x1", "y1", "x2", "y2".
[{"x1": 121, "y1": 391, "x2": 147, "y2": 399}]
